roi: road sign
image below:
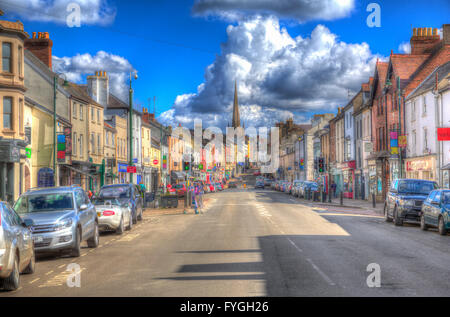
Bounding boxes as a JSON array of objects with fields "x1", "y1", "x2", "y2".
[
  {"x1": 153, "y1": 159, "x2": 159, "y2": 165},
  {"x1": 127, "y1": 166, "x2": 137, "y2": 173}
]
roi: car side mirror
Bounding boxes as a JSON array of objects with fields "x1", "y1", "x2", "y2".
[
  {"x1": 22, "y1": 218, "x2": 34, "y2": 228},
  {"x1": 79, "y1": 204, "x2": 88, "y2": 211}
]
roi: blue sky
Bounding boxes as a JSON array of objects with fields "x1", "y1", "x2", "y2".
[{"x1": 2, "y1": 0, "x2": 449, "y2": 128}]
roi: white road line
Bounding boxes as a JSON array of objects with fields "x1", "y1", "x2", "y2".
[
  {"x1": 29, "y1": 278, "x2": 40, "y2": 284},
  {"x1": 287, "y1": 238, "x2": 336, "y2": 286},
  {"x1": 306, "y1": 258, "x2": 336, "y2": 286}
]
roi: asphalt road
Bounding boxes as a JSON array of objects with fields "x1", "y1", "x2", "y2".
[{"x1": 3, "y1": 185, "x2": 450, "y2": 296}]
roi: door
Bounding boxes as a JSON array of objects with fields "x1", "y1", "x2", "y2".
[
  {"x1": 387, "y1": 180, "x2": 398, "y2": 216},
  {"x1": 75, "y1": 190, "x2": 89, "y2": 240},
  {"x1": 83, "y1": 190, "x2": 96, "y2": 238},
  {"x1": 430, "y1": 191, "x2": 442, "y2": 227},
  {"x1": 423, "y1": 191, "x2": 435, "y2": 225}
]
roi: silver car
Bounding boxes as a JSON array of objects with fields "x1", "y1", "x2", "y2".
[
  {"x1": 14, "y1": 186, "x2": 99, "y2": 257},
  {"x1": 92, "y1": 197, "x2": 133, "y2": 234},
  {"x1": 0, "y1": 201, "x2": 35, "y2": 291}
]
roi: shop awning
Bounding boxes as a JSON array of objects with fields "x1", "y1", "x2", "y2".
[
  {"x1": 441, "y1": 163, "x2": 450, "y2": 170},
  {"x1": 171, "y1": 171, "x2": 186, "y2": 180},
  {"x1": 62, "y1": 164, "x2": 94, "y2": 179}
]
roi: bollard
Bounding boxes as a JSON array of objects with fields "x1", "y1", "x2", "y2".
[
  {"x1": 340, "y1": 191, "x2": 343, "y2": 206},
  {"x1": 372, "y1": 193, "x2": 376, "y2": 208}
]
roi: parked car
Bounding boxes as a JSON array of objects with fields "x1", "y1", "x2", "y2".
[
  {"x1": 92, "y1": 197, "x2": 133, "y2": 234},
  {"x1": 98, "y1": 184, "x2": 143, "y2": 225},
  {"x1": 253, "y1": 171, "x2": 261, "y2": 176},
  {"x1": 0, "y1": 201, "x2": 35, "y2": 291},
  {"x1": 384, "y1": 179, "x2": 438, "y2": 226},
  {"x1": 421, "y1": 189, "x2": 450, "y2": 235},
  {"x1": 299, "y1": 181, "x2": 319, "y2": 198},
  {"x1": 264, "y1": 178, "x2": 273, "y2": 188},
  {"x1": 14, "y1": 186, "x2": 99, "y2": 257},
  {"x1": 292, "y1": 180, "x2": 304, "y2": 197},
  {"x1": 255, "y1": 180, "x2": 265, "y2": 189}
]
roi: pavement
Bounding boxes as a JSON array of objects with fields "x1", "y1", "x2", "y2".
[{"x1": 4, "y1": 185, "x2": 450, "y2": 296}]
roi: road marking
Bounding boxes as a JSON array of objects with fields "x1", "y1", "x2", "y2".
[
  {"x1": 45, "y1": 270, "x2": 54, "y2": 275},
  {"x1": 58, "y1": 264, "x2": 65, "y2": 269},
  {"x1": 81, "y1": 253, "x2": 87, "y2": 257},
  {"x1": 318, "y1": 213, "x2": 383, "y2": 218},
  {"x1": 287, "y1": 238, "x2": 303, "y2": 252},
  {"x1": 306, "y1": 258, "x2": 336, "y2": 286},
  {"x1": 29, "y1": 278, "x2": 40, "y2": 284},
  {"x1": 118, "y1": 233, "x2": 141, "y2": 242}
]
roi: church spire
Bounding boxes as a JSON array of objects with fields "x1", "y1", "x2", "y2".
[{"x1": 232, "y1": 80, "x2": 240, "y2": 128}]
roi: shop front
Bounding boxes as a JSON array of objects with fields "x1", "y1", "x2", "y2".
[
  {"x1": 405, "y1": 155, "x2": 436, "y2": 181},
  {"x1": 329, "y1": 164, "x2": 342, "y2": 198},
  {"x1": 118, "y1": 162, "x2": 128, "y2": 184},
  {"x1": 341, "y1": 160, "x2": 355, "y2": 199}
]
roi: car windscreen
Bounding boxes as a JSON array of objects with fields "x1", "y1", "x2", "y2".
[
  {"x1": 397, "y1": 180, "x2": 437, "y2": 195},
  {"x1": 14, "y1": 193, "x2": 74, "y2": 214},
  {"x1": 99, "y1": 186, "x2": 131, "y2": 198},
  {"x1": 442, "y1": 192, "x2": 450, "y2": 204},
  {"x1": 92, "y1": 198, "x2": 121, "y2": 206}
]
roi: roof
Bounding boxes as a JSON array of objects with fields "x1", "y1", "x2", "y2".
[
  {"x1": 407, "y1": 61, "x2": 450, "y2": 100},
  {"x1": 388, "y1": 54, "x2": 430, "y2": 84},
  {"x1": 65, "y1": 83, "x2": 103, "y2": 108},
  {"x1": 0, "y1": 19, "x2": 28, "y2": 38}
]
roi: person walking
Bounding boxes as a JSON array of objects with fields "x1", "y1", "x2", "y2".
[{"x1": 331, "y1": 181, "x2": 337, "y2": 198}]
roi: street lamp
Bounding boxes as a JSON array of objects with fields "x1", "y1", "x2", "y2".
[
  {"x1": 129, "y1": 71, "x2": 138, "y2": 184},
  {"x1": 53, "y1": 72, "x2": 68, "y2": 186}
]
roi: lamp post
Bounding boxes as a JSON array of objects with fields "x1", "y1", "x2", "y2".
[
  {"x1": 129, "y1": 71, "x2": 138, "y2": 184},
  {"x1": 53, "y1": 73, "x2": 68, "y2": 187}
]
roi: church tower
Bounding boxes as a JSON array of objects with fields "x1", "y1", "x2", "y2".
[{"x1": 232, "y1": 81, "x2": 241, "y2": 128}]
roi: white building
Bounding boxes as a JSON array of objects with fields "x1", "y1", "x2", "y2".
[{"x1": 405, "y1": 61, "x2": 450, "y2": 186}]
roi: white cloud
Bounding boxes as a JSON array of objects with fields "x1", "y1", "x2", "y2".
[
  {"x1": 159, "y1": 16, "x2": 380, "y2": 129},
  {"x1": 52, "y1": 51, "x2": 135, "y2": 101},
  {"x1": 1, "y1": 0, "x2": 116, "y2": 26},
  {"x1": 398, "y1": 42, "x2": 411, "y2": 54},
  {"x1": 192, "y1": 0, "x2": 355, "y2": 23}
]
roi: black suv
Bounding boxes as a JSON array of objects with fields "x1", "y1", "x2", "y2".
[
  {"x1": 384, "y1": 179, "x2": 438, "y2": 226},
  {"x1": 98, "y1": 184, "x2": 144, "y2": 224}
]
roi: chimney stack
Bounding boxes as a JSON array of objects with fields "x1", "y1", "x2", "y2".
[
  {"x1": 87, "y1": 70, "x2": 109, "y2": 107},
  {"x1": 443, "y1": 24, "x2": 450, "y2": 46},
  {"x1": 24, "y1": 31, "x2": 53, "y2": 68},
  {"x1": 410, "y1": 27, "x2": 441, "y2": 55}
]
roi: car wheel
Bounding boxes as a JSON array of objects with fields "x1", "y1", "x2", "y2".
[
  {"x1": 87, "y1": 222, "x2": 99, "y2": 248},
  {"x1": 23, "y1": 247, "x2": 35, "y2": 274},
  {"x1": 71, "y1": 228, "x2": 82, "y2": 257},
  {"x1": 393, "y1": 206, "x2": 403, "y2": 226},
  {"x1": 137, "y1": 205, "x2": 143, "y2": 221},
  {"x1": 438, "y1": 216, "x2": 447, "y2": 236},
  {"x1": 420, "y1": 214, "x2": 428, "y2": 231},
  {"x1": 384, "y1": 204, "x2": 392, "y2": 222},
  {"x1": 132, "y1": 208, "x2": 138, "y2": 224},
  {"x1": 1, "y1": 254, "x2": 20, "y2": 291},
  {"x1": 116, "y1": 216, "x2": 124, "y2": 235},
  {"x1": 127, "y1": 212, "x2": 133, "y2": 231}
]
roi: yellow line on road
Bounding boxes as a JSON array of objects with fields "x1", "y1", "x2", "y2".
[
  {"x1": 318, "y1": 213, "x2": 383, "y2": 218},
  {"x1": 29, "y1": 278, "x2": 40, "y2": 284},
  {"x1": 45, "y1": 270, "x2": 54, "y2": 275}
]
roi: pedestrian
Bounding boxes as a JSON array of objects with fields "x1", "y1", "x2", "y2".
[{"x1": 331, "y1": 182, "x2": 337, "y2": 198}]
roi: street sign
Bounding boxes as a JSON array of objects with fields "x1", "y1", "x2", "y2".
[
  {"x1": 127, "y1": 166, "x2": 137, "y2": 173},
  {"x1": 438, "y1": 128, "x2": 450, "y2": 141},
  {"x1": 153, "y1": 159, "x2": 159, "y2": 165}
]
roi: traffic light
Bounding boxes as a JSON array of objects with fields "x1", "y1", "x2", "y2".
[
  {"x1": 183, "y1": 161, "x2": 190, "y2": 171},
  {"x1": 318, "y1": 157, "x2": 324, "y2": 173}
]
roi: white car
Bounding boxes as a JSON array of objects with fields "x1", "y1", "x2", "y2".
[{"x1": 92, "y1": 198, "x2": 133, "y2": 234}]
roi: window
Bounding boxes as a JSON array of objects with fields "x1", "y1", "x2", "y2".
[
  {"x1": 423, "y1": 128, "x2": 428, "y2": 152},
  {"x1": 73, "y1": 132, "x2": 77, "y2": 156},
  {"x1": 19, "y1": 98, "x2": 23, "y2": 133},
  {"x1": 73, "y1": 103, "x2": 77, "y2": 118},
  {"x1": 412, "y1": 99, "x2": 416, "y2": 120},
  {"x1": 3, "y1": 97, "x2": 12, "y2": 130},
  {"x1": 91, "y1": 133, "x2": 95, "y2": 154},
  {"x1": 97, "y1": 109, "x2": 100, "y2": 123},
  {"x1": 412, "y1": 131, "x2": 416, "y2": 155},
  {"x1": 97, "y1": 133, "x2": 101, "y2": 153},
  {"x1": 18, "y1": 46, "x2": 23, "y2": 76},
  {"x1": 422, "y1": 96, "x2": 427, "y2": 115},
  {"x1": 79, "y1": 134, "x2": 83, "y2": 158},
  {"x1": 105, "y1": 131, "x2": 109, "y2": 146},
  {"x1": 80, "y1": 104, "x2": 83, "y2": 120},
  {"x1": 2, "y1": 42, "x2": 12, "y2": 73},
  {"x1": 91, "y1": 107, "x2": 95, "y2": 122}
]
